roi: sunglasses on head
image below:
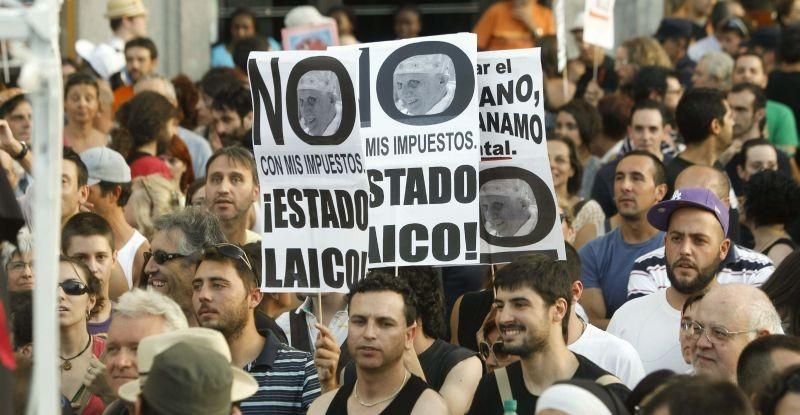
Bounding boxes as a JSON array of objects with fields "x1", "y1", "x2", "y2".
[
  {"x1": 143, "y1": 250, "x2": 188, "y2": 265},
  {"x1": 478, "y1": 339, "x2": 508, "y2": 361},
  {"x1": 202, "y1": 243, "x2": 253, "y2": 271},
  {"x1": 60, "y1": 280, "x2": 89, "y2": 296}
]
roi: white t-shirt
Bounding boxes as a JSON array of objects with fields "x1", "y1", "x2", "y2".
[
  {"x1": 569, "y1": 322, "x2": 646, "y2": 388},
  {"x1": 116, "y1": 230, "x2": 147, "y2": 288},
  {"x1": 607, "y1": 290, "x2": 691, "y2": 374}
]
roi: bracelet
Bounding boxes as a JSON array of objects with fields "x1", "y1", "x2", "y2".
[{"x1": 12, "y1": 141, "x2": 28, "y2": 160}]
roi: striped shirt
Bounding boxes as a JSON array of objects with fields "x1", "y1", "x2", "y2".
[
  {"x1": 627, "y1": 244, "x2": 774, "y2": 298},
  {"x1": 241, "y1": 330, "x2": 321, "y2": 414}
]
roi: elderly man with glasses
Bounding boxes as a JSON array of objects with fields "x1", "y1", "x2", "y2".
[{"x1": 684, "y1": 283, "x2": 783, "y2": 383}]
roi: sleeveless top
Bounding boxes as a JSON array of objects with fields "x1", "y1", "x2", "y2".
[
  {"x1": 342, "y1": 339, "x2": 477, "y2": 391},
  {"x1": 763, "y1": 238, "x2": 798, "y2": 257},
  {"x1": 116, "y1": 230, "x2": 147, "y2": 288},
  {"x1": 456, "y1": 289, "x2": 494, "y2": 352},
  {"x1": 326, "y1": 374, "x2": 429, "y2": 415}
]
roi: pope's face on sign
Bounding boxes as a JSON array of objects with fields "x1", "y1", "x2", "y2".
[
  {"x1": 299, "y1": 88, "x2": 337, "y2": 135},
  {"x1": 395, "y1": 72, "x2": 448, "y2": 115},
  {"x1": 481, "y1": 186, "x2": 532, "y2": 237}
]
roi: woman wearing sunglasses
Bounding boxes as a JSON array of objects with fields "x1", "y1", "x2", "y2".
[{"x1": 58, "y1": 256, "x2": 108, "y2": 415}]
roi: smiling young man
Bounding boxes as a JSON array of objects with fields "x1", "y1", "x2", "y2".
[
  {"x1": 204, "y1": 146, "x2": 260, "y2": 246},
  {"x1": 193, "y1": 243, "x2": 321, "y2": 414},
  {"x1": 468, "y1": 254, "x2": 629, "y2": 414},
  {"x1": 308, "y1": 271, "x2": 448, "y2": 415}
]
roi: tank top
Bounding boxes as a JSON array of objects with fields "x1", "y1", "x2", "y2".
[
  {"x1": 763, "y1": 238, "x2": 798, "y2": 257},
  {"x1": 116, "y1": 230, "x2": 147, "y2": 288},
  {"x1": 326, "y1": 374, "x2": 429, "y2": 415}
]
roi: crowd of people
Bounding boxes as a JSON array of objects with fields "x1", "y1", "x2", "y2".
[{"x1": 2, "y1": 0, "x2": 800, "y2": 414}]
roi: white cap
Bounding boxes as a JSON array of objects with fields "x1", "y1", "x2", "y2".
[
  {"x1": 79, "y1": 147, "x2": 131, "y2": 185},
  {"x1": 75, "y1": 39, "x2": 125, "y2": 80},
  {"x1": 570, "y1": 12, "x2": 585, "y2": 32},
  {"x1": 395, "y1": 54, "x2": 450, "y2": 76},
  {"x1": 284, "y1": 6, "x2": 333, "y2": 28}
]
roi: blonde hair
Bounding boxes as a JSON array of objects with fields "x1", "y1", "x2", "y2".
[
  {"x1": 127, "y1": 175, "x2": 182, "y2": 239},
  {"x1": 622, "y1": 37, "x2": 673, "y2": 68}
]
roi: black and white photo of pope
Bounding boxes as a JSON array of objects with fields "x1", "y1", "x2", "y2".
[
  {"x1": 480, "y1": 178, "x2": 539, "y2": 237},
  {"x1": 393, "y1": 54, "x2": 456, "y2": 115},
  {"x1": 297, "y1": 70, "x2": 342, "y2": 136}
]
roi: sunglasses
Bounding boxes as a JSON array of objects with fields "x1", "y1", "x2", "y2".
[
  {"x1": 478, "y1": 339, "x2": 508, "y2": 362},
  {"x1": 202, "y1": 243, "x2": 254, "y2": 271},
  {"x1": 143, "y1": 250, "x2": 188, "y2": 265},
  {"x1": 60, "y1": 280, "x2": 89, "y2": 296}
]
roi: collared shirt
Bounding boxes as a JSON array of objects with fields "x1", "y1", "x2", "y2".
[
  {"x1": 627, "y1": 244, "x2": 774, "y2": 299},
  {"x1": 241, "y1": 330, "x2": 321, "y2": 414},
  {"x1": 275, "y1": 296, "x2": 349, "y2": 350}
]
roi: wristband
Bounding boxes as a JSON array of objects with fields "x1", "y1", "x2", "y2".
[{"x1": 12, "y1": 141, "x2": 28, "y2": 160}]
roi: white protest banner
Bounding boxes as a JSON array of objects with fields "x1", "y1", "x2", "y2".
[
  {"x1": 477, "y1": 48, "x2": 566, "y2": 263},
  {"x1": 247, "y1": 50, "x2": 369, "y2": 293},
  {"x1": 336, "y1": 34, "x2": 481, "y2": 267},
  {"x1": 583, "y1": 0, "x2": 616, "y2": 50}
]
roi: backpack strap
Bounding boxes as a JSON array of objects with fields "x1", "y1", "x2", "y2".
[
  {"x1": 595, "y1": 374, "x2": 623, "y2": 386},
  {"x1": 495, "y1": 367, "x2": 514, "y2": 404}
]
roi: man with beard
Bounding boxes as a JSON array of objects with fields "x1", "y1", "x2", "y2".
[
  {"x1": 210, "y1": 86, "x2": 253, "y2": 150},
  {"x1": 307, "y1": 271, "x2": 448, "y2": 414},
  {"x1": 193, "y1": 243, "x2": 321, "y2": 414},
  {"x1": 298, "y1": 71, "x2": 341, "y2": 136},
  {"x1": 143, "y1": 206, "x2": 225, "y2": 326},
  {"x1": 467, "y1": 254, "x2": 629, "y2": 414},
  {"x1": 205, "y1": 147, "x2": 260, "y2": 246},
  {"x1": 579, "y1": 151, "x2": 668, "y2": 329},
  {"x1": 394, "y1": 54, "x2": 454, "y2": 116},
  {"x1": 609, "y1": 187, "x2": 737, "y2": 374},
  {"x1": 627, "y1": 165, "x2": 773, "y2": 299},
  {"x1": 480, "y1": 179, "x2": 537, "y2": 237}
]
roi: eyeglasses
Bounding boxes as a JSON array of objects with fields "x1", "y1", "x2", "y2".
[
  {"x1": 6, "y1": 260, "x2": 33, "y2": 272},
  {"x1": 143, "y1": 250, "x2": 188, "y2": 265},
  {"x1": 680, "y1": 320, "x2": 757, "y2": 344},
  {"x1": 202, "y1": 243, "x2": 253, "y2": 271},
  {"x1": 59, "y1": 280, "x2": 89, "y2": 296},
  {"x1": 478, "y1": 339, "x2": 508, "y2": 362}
]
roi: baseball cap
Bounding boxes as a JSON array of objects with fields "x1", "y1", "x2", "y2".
[
  {"x1": 647, "y1": 188, "x2": 729, "y2": 235},
  {"x1": 74, "y1": 40, "x2": 126, "y2": 80},
  {"x1": 79, "y1": 147, "x2": 131, "y2": 186},
  {"x1": 118, "y1": 328, "x2": 258, "y2": 410},
  {"x1": 719, "y1": 16, "x2": 750, "y2": 37},
  {"x1": 570, "y1": 12, "x2": 585, "y2": 32},
  {"x1": 105, "y1": 0, "x2": 148, "y2": 19}
]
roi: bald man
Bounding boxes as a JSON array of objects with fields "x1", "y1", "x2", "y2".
[
  {"x1": 687, "y1": 284, "x2": 783, "y2": 383},
  {"x1": 627, "y1": 165, "x2": 773, "y2": 299}
]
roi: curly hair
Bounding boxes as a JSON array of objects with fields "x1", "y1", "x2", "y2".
[
  {"x1": 345, "y1": 270, "x2": 417, "y2": 326},
  {"x1": 397, "y1": 266, "x2": 446, "y2": 339},
  {"x1": 743, "y1": 170, "x2": 800, "y2": 227},
  {"x1": 621, "y1": 37, "x2": 672, "y2": 68},
  {"x1": 548, "y1": 135, "x2": 583, "y2": 197}
]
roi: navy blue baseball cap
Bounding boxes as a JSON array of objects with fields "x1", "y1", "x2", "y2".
[{"x1": 647, "y1": 188, "x2": 729, "y2": 235}]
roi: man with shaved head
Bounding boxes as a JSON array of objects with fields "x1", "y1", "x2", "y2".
[
  {"x1": 627, "y1": 165, "x2": 773, "y2": 299},
  {"x1": 687, "y1": 284, "x2": 783, "y2": 383}
]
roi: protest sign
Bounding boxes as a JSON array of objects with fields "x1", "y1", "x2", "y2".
[
  {"x1": 477, "y1": 48, "x2": 566, "y2": 263},
  {"x1": 336, "y1": 34, "x2": 481, "y2": 267},
  {"x1": 248, "y1": 50, "x2": 369, "y2": 293},
  {"x1": 583, "y1": 0, "x2": 616, "y2": 50},
  {"x1": 282, "y1": 21, "x2": 339, "y2": 51}
]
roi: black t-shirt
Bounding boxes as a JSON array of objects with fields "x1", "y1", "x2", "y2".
[
  {"x1": 467, "y1": 353, "x2": 630, "y2": 415},
  {"x1": 342, "y1": 339, "x2": 478, "y2": 391}
]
